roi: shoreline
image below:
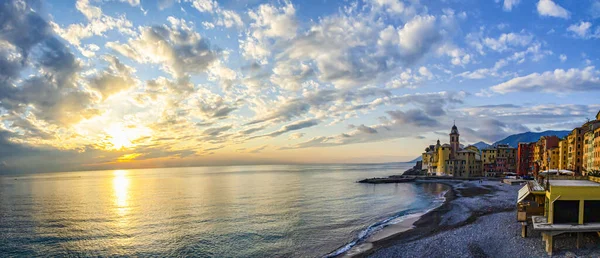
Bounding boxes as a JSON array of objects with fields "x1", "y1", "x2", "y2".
[
  {"x1": 328, "y1": 181, "x2": 455, "y2": 258},
  {"x1": 340, "y1": 180, "x2": 460, "y2": 257},
  {"x1": 332, "y1": 178, "x2": 518, "y2": 257},
  {"x1": 349, "y1": 179, "x2": 600, "y2": 258}
]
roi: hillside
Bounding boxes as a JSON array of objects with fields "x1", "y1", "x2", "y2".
[
  {"x1": 472, "y1": 141, "x2": 491, "y2": 149},
  {"x1": 408, "y1": 156, "x2": 422, "y2": 162},
  {"x1": 492, "y1": 130, "x2": 570, "y2": 148}
]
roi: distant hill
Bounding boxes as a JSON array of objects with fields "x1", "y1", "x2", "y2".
[
  {"x1": 492, "y1": 130, "x2": 570, "y2": 148},
  {"x1": 408, "y1": 156, "x2": 422, "y2": 163},
  {"x1": 471, "y1": 141, "x2": 491, "y2": 149}
]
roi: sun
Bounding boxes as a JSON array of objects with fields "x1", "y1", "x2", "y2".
[{"x1": 105, "y1": 124, "x2": 150, "y2": 150}]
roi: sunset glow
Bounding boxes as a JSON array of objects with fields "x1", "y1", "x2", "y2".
[{"x1": 1, "y1": 0, "x2": 599, "y2": 174}]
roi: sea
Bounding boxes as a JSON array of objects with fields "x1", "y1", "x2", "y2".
[{"x1": 0, "y1": 163, "x2": 448, "y2": 257}]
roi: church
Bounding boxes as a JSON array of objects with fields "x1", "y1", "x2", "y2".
[{"x1": 421, "y1": 124, "x2": 483, "y2": 177}]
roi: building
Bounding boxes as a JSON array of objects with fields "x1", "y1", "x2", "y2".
[
  {"x1": 545, "y1": 147, "x2": 559, "y2": 170},
  {"x1": 530, "y1": 176, "x2": 600, "y2": 255},
  {"x1": 558, "y1": 138, "x2": 568, "y2": 170},
  {"x1": 582, "y1": 120, "x2": 600, "y2": 174},
  {"x1": 421, "y1": 124, "x2": 483, "y2": 177},
  {"x1": 537, "y1": 136, "x2": 559, "y2": 171},
  {"x1": 594, "y1": 126, "x2": 600, "y2": 172},
  {"x1": 567, "y1": 127, "x2": 583, "y2": 174},
  {"x1": 517, "y1": 142, "x2": 534, "y2": 176}
]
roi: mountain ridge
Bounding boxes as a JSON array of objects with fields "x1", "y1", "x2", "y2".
[{"x1": 492, "y1": 130, "x2": 570, "y2": 148}]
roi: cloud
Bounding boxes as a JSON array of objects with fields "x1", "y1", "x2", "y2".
[
  {"x1": 251, "y1": 119, "x2": 319, "y2": 138},
  {"x1": 356, "y1": 124, "x2": 378, "y2": 134},
  {"x1": 0, "y1": 1, "x2": 102, "y2": 127},
  {"x1": 559, "y1": 54, "x2": 567, "y2": 62},
  {"x1": 240, "y1": 2, "x2": 297, "y2": 63},
  {"x1": 386, "y1": 109, "x2": 439, "y2": 127},
  {"x1": 203, "y1": 125, "x2": 233, "y2": 136},
  {"x1": 239, "y1": 125, "x2": 268, "y2": 135},
  {"x1": 195, "y1": 94, "x2": 239, "y2": 120},
  {"x1": 87, "y1": 55, "x2": 137, "y2": 99},
  {"x1": 248, "y1": 145, "x2": 268, "y2": 153},
  {"x1": 593, "y1": 0, "x2": 600, "y2": 18},
  {"x1": 567, "y1": 21, "x2": 593, "y2": 38},
  {"x1": 188, "y1": 0, "x2": 243, "y2": 28},
  {"x1": 537, "y1": 0, "x2": 570, "y2": 19},
  {"x1": 482, "y1": 32, "x2": 533, "y2": 52},
  {"x1": 106, "y1": 17, "x2": 219, "y2": 78},
  {"x1": 501, "y1": 0, "x2": 521, "y2": 11},
  {"x1": 289, "y1": 133, "x2": 305, "y2": 140},
  {"x1": 459, "y1": 103, "x2": 600, "y2": 126},
  {"x1": 460, "y1": 118, "x2": 529, "y2": 143},
  {"x1": 490, "y1": 66, "x2": 600, "y2": 94},
  {"x1": 50, "y1": 0, "x2": 134, "y2": 53}
]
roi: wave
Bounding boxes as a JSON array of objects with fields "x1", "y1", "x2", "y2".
[{"x1": 323, "y1": 190, "x2": 448, "y2": 258}]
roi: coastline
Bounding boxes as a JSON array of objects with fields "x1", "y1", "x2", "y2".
[
  {"x1": 344, "y1": 179, "x2": 600, "y2": 258},
  {"x1": 335, "y1": 180, "x2": 458, "y2": 257}
]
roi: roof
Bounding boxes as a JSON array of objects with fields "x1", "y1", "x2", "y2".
[
  {"x1": 450, "y1": 124, "x2": 459, "y2": 134},
  {"x1": 549, "y1": 180, "x2": 600, "y2": 187},
  {"x1": 517, "y1": 184, "x2": 530, "y2": 204},
  {"x1": 517, "y1": 181, "x2": 545, "y2": 204},
  {"x1": 539, "y1": 169, "x2": 574, "y2": 176},
  {"x1": 529, "y1": 180, "x2": 545, "y2": 192}
]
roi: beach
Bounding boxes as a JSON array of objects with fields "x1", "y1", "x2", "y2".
[{"x1": 350, "y1": 180, "x2": 600, "y2": 258}]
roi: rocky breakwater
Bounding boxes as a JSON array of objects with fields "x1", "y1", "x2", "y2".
[{"x1": 358, "y1": 176, "x2": 416, "y2": 184}]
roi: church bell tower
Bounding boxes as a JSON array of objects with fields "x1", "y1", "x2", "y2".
[{"x1": 450, "y1": 121, "x2": 460, "y2": 158}]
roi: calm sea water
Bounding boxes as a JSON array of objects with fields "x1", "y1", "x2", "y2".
[{"x1": 0, "y1": 163, "x2": 447, "y2": 257}]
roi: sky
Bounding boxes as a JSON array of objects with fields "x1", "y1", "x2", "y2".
[{"x1": 1, "y1": 0, "x2": 600, "y2": 174}]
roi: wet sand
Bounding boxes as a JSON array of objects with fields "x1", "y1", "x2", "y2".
[{"x1": 342, "y1": 214, "x2": 422, "y2": 257}]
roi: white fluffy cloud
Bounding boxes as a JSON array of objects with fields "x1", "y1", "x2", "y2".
[
  {"x1": 187, "y1": 0, "x2": 243, "y2": 28},
  {"x1": 567, "y1": 21, "x2": 593, "y2": 38},
  {"x1": 240, "y1": 2, "x2": 297, "y2": 63},
  {"x1": 51, "y1": 0, "x2": 134, "y2": 46},
  {"x1": 537, "y1": 0, "x2": 570, "y2": 19},
  {"x1": 482, "y1": 32, "x2": 533, "y2": 52},
  {"x1": 106, "y1": 17, "x2": 219, "y2": 78},
  {"x1": 490, "y1": 66, "x2": 600, "y2": 93}
]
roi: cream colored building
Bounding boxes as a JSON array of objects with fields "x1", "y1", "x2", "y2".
[{"x1": 422, "y1": 124, "x2": 482, "y2": 177}]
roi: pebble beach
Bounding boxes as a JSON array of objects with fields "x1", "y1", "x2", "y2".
[{"x1": 357, "y1": 180, "x2": 600, "y2": 258}]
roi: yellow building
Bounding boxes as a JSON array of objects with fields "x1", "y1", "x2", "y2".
[
  {"x1": 482, "y1": 148, "x2": 496, "y2": 164},
  {"x1": 436, "y1": 144, "x2": 452, "y2": 175},
  {"x1": 421, "y1": 124, "x2": 482, "y2": 177},
  {"x1": 446, "y1": 149, "x2": 482, "y2": 177},
  {"x1": 595, "y1": 127, "x2": 600, "y2": 172},
  {"x1": 546, "y1": 147, "x2": 559, "y2": 170},
  {"x1": 584, "y1": 130, "x2": 594, "y2": 173},
  {"x1": 567, "y1": 127, "x2": 583, "y2": 174},
  {"x1": 532, "y1": 176, "x2": 600, "y2": 255},
  {"x1": 558, "y1": 138, "x2": 567, "y2": 170}
]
